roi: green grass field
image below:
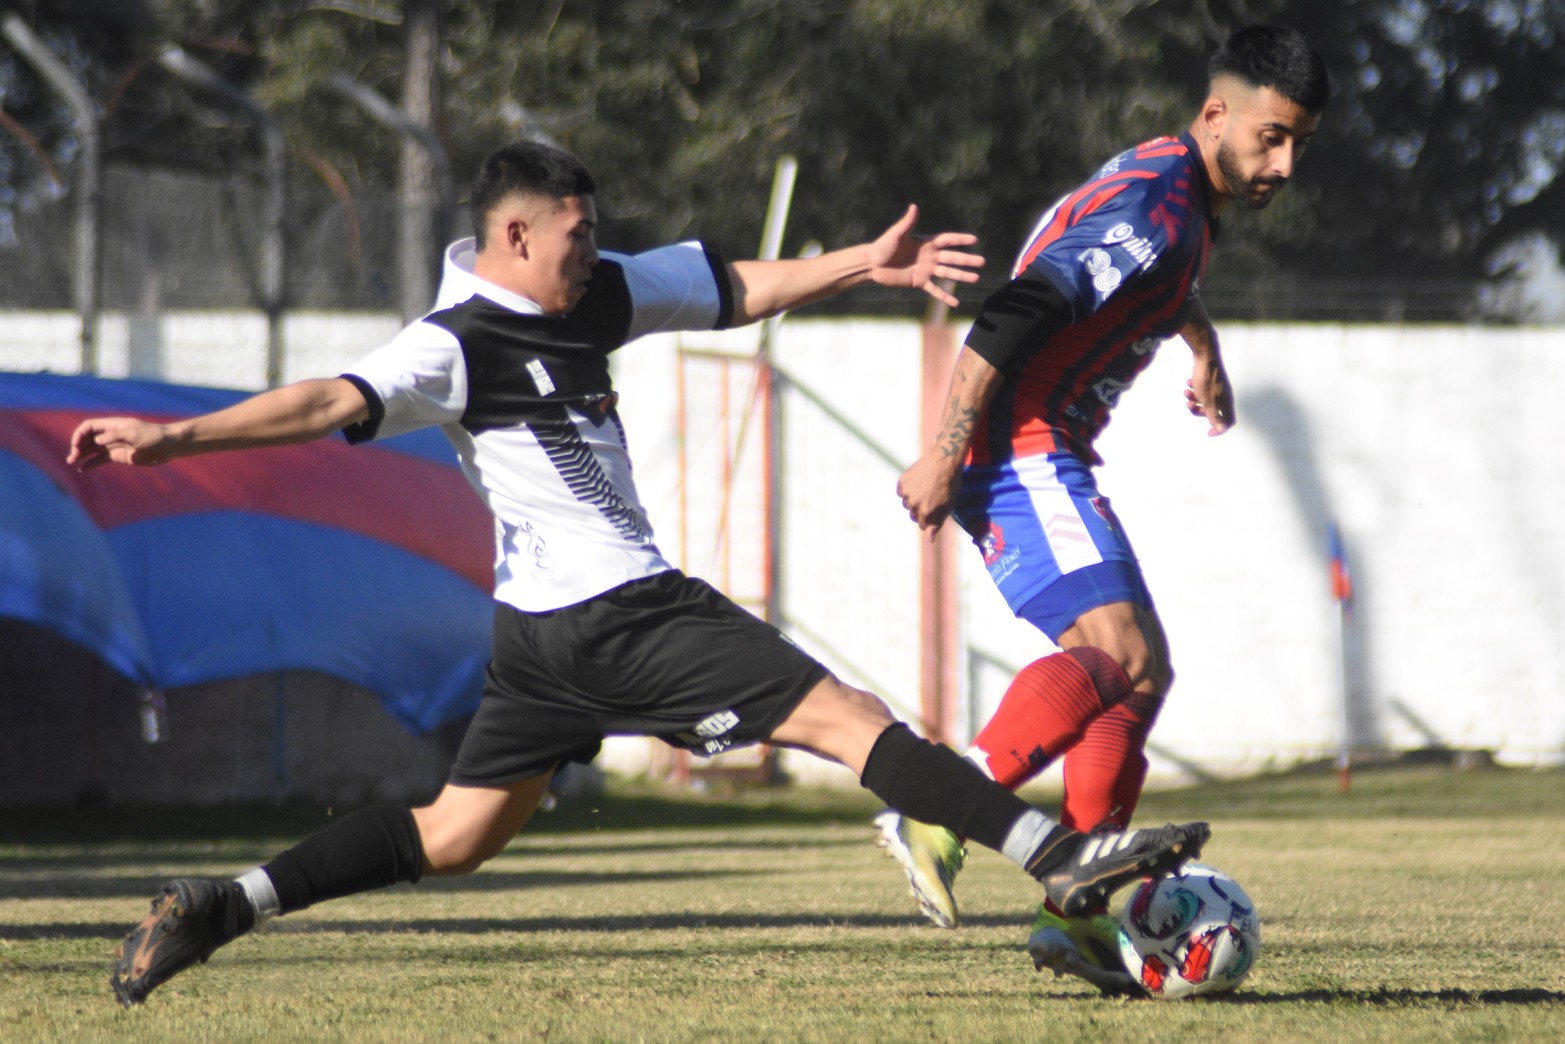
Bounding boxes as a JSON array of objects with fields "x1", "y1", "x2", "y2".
[{"x1": 3, "y1": 763, "x2": 1564, "y2": 1042}]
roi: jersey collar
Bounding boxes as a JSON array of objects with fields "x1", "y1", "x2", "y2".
[{"x1": 430, "y1": 237, "x2": 549, "y2": 316}]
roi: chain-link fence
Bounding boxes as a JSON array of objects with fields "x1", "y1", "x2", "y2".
[{"x1": 1, "y1": 163, "x2": 428, "y2": 313}]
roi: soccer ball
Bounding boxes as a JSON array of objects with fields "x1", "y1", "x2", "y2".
[{"x1": 1116, "y1": 863, "x2": 1260, "y2": 1000}]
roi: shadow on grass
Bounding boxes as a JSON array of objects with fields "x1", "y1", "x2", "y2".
[
  {"x1": 1, "y1": 865, "x2": 775, "y2": 902},
  {"x1": 0, "y1": 789, "x2": 886, "y2": 844},
  {"x1": 1223, "y1": 986, "x2": 1565, "y2": 1006},
  {"x1": 3, "y1": 760, "x2": 1560, "y2": 847},
  {"x1": 0, "y1": 909, "x2": 1031, "y2": 942}
]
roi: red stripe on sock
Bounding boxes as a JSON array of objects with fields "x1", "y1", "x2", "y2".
[{"x1": 1060, "y1": 691, "x2": 1163, "y2": 832}]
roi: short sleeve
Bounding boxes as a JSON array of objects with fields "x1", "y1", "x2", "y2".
[
  {"x1": 613, "y1": 242, "x2": 734, "y2": 341},
  {"x1": 339, "y1": 321, "x2": 468, "y2": 443},
  {"x1": 1023, "y1": 177, "x2": 1189, "y2": 317}
]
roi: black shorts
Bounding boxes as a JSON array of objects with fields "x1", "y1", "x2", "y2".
[{"x1": 449, "y1": 570, "x2": 828, "y2": 786}]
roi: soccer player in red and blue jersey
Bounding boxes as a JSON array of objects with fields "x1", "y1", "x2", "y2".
[{"x1": 876, "y1": 25, "x2": 1329, "y2": 991}]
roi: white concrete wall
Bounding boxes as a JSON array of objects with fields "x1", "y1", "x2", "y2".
[{"x1": 6, "y1": 312, "x2": 1562, "y2": 786}]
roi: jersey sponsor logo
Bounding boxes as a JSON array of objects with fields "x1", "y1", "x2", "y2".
[
  {"x1": 1093, "y1": 267, "x2": 1123, "y2": 295},
  {"x1": 1097, "y1": 150, "x2": 1130, "y2": 178},
  {"x1": 1084, "y1": 249, "x2": 1113, "y2": 275},
  {"x1": 518, "y1": 520, "x2": 554, "y2": 569},
  {"x1": 1119, "y1": 233, "x2": 1159, "y2": 270},
  {"x1": 526, "y1": 358, "x2": 556, "y2": 396},
  {"x1": 1106, "y1": 223, "x2": 1135, "y2": 243}
]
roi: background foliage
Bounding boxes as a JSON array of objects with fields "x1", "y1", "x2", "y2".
[{"x1": 3, "y1": 0, "x2": 1563, "y2": 317}]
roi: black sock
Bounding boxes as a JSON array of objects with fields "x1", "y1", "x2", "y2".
[
  {"x1": 261, "y1": 803, "x2": 426, "y2": 915},
  {"x1": 860, "y1": 723, "x2": 1048, "y2": 855}
]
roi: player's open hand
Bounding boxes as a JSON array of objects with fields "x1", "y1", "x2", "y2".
[
  {"x1": 67, "y1": 417, "x2": 176, "y2": 469},
  {"x1": 867, "y1": 205, "x2": 984, "y2": 308}
]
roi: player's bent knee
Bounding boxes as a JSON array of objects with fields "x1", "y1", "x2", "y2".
[{"x1": 420, "y1": 829, "x2": 508, "y2": 876}]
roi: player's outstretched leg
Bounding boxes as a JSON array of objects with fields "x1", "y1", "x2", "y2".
[
  {"x1": 873, "y1": 810, "x2": 966, "y2": 929},
  {"x1": 871, "y1": 647, "x2": 1136, "y2": 927},
  {"x1": 1030, "y1": 821, "x2": 1208, "y2": 917},
  {"x1": 1027, "y1": 906, "x2": 1138, "y2": 995},
  {"x1": 111, "y1": 878, "x2": 250, "y2": 1007}
]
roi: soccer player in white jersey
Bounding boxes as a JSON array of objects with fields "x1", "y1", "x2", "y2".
[{"x1": 70, "y1": 140, "x2": 1208, "y2": 1007}]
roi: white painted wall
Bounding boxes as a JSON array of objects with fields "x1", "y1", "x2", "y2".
[{"x1": 6, "y1": 312, "x2": 1561, "y2": 786}]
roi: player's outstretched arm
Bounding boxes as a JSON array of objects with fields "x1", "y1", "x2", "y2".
[
  {"x1": 67, "y1": 377, "x2": 371, "y2": 470},
  {"x1": 1179, "y1": 299, "x2": 1234, "y2": 436},
  {"x1": 726, "y1": 204, "x2": 983, "y2": 324}
]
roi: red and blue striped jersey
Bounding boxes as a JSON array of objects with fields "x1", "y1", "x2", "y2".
[{"x1": 973, "y1": 131, "x2": 1216, "y2": 467}]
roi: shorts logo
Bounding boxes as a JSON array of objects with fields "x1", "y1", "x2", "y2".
[
  {"x1": 679, "y1": 709, "x2": 741, "y2": 755},
  {"x1": 978, "y1": 520, "x2": 1022, "y2": 583},
  {"x1": 979, "y1": 522, "x2": 1007, "y2": 565},
  {"x1": 693, "y1": 710, "x2": 739, "y2": 739},
  {"x1": 1091, "y1": 496, "x2": 1120, "y2": 532}
]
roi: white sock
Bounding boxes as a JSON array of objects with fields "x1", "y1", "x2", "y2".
[
  {"x1": 234, "y1": 867, "x2": 281, "y2": 928},
  {"x1": 962, "y1": 747, "x2": 995, "y2": 778},
  {"x1": 1001, "y1": 808, "x2": 1061, "y2": 868}
]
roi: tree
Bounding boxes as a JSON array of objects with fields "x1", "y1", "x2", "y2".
[{"x1": 4, "y1": 0, "x2": 1563, "y2": 320}]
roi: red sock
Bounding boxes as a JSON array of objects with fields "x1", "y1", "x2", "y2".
[
  {"x1": 970, "y1": 647, "x2": 1132, "y2": 789},
  {"x1": 1059, "y1": 690, "x2": 1163, "y2": 833}
]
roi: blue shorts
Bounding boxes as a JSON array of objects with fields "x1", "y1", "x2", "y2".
[{"x1": 953, "y1": 452, "x2": 1152, "y2": 642}]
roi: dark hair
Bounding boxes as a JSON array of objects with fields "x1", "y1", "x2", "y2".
[
  {"x1": 470, "y1": 140, "x2": 597, "y2": 248},
  {"x1": 1209, "y1": 25, "x2": 1331, "y2": 115}
]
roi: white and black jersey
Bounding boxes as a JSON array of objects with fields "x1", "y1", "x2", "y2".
[{"x1": 341, "y1": 237, "x2": 734, "y2": 612}]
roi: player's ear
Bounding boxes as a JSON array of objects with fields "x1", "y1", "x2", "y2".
[
  {"x1": 1200, "y1": 95, "x2": 1229, "y2": 138},
  {"x1": 500, "y1": 215, "x2": 528, "y2": 259}
]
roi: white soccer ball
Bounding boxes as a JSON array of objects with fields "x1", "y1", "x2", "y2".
[{"x1": 1116, "y1": 863, "x2": 1260, "y2": 1000}]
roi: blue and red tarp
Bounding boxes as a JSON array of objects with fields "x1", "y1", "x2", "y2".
[{"x1": 0, "y1": 372, "x2": 494, "y2": 733}]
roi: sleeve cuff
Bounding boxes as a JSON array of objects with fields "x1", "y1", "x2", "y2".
[{"x1": 338, "y1": 373, "x2": 386, "y2": 444}]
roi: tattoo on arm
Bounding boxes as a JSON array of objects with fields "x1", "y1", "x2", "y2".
[
  {"x1": 937, "y1": 398, "x2": 980, "y2": 458},
  {"x1": 935, "y1": 367, "x2": 982, "y2": 458}
]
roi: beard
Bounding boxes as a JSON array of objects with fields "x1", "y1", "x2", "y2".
[{"x1": 1216, "y1": 138, "x2": 1286, "y2": 211}]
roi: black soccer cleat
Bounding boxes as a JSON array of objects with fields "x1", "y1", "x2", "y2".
[
  {"x1": 1035, "y1": 821, "x2": 1210, "y2": 918},
  {"x1": 111, "y1": 878, "x2": 241, "y2": 1007}
]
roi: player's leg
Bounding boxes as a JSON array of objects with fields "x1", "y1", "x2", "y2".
[
  {"x1": 768, "y1": 674, "x2": 1207, "y2": 920},
  {"x1": 109, "y1": 775, "x2": 551, "y2": 1007},
  {"x1": 110, "y1": 600, "x2": 602, "y2": 1007},
  {"x1": 1057, "y1": 601, "x2": 1171, "y2": 833},
  {"x1": 876, "y1": 453, "x2": 1153, "y2": 925}
]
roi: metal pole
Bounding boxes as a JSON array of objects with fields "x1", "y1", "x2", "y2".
[
  {"x1": 1, "y1": 13, "x2": 100, "y2": 374},
  {"x1": 757, "y1": 156, "x2": 797, "y2": 631},
  {"x1": 327, "y1": 73, "x2": 455, "y2": 320},
  {"x1": 157, "y1": 46, "x2": 287, "y2": 386}
]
